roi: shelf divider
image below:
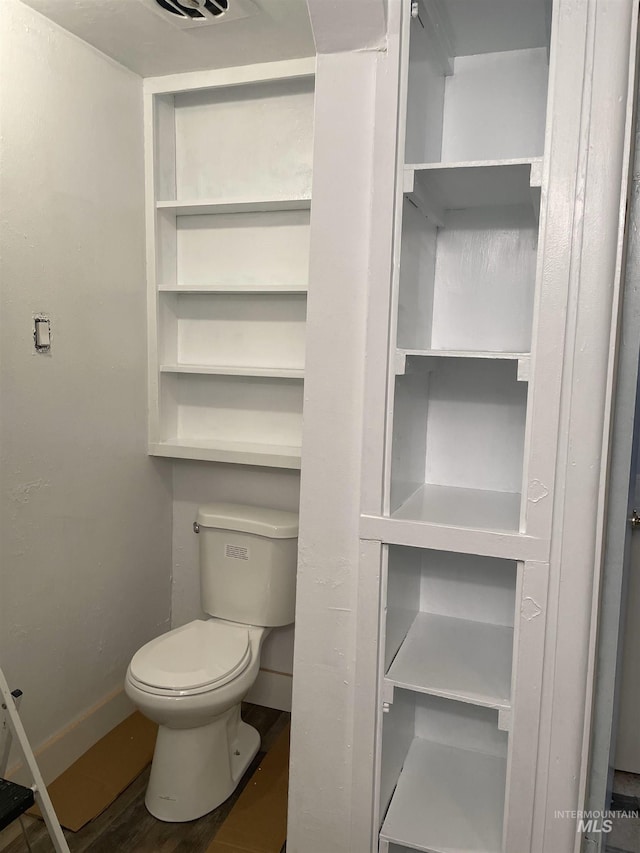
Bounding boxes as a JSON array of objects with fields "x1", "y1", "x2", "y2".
[
  {"x1": 158, "y1": 285, "x2": 308, "y2": 294},
  {"x1": 380, "y1": 737, "x2": 506, "y2": 853},
  {"x1": 160, "y1": 364, "x2": 304, "y2": 379},
  {"x1": 149, "y1": 439, "x2": 302, "y2": 469},
  {"x1": 395, "y1": 349, "x2": 530, "y2": 381},
  {"x1": 360, "y1": 513, "x2": 546, "y2": 562},
  {"x1": 393, "y1": 483, "x2": 521, "y2": 533},
  {"x1": 157, "y1": 196, "x2": 311, "y2": 216},
  {"x1": 385, "y1": 612, "x2": 513, "y2": 711},
  {"x1": 404, "y1": 158, "x2": 542, "y2": 216}
]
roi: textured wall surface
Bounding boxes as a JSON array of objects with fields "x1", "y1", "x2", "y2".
[{"x1": 0, "y1": 0, "x2": 172, "y2": 763}]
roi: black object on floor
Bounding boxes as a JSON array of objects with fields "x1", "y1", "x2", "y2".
[
  {"x1": 610, "y1": 791, "x2": 640, "y2": 816},
  {"x1": 0, "y1": 779, "x2": 34, "y2": 832}
]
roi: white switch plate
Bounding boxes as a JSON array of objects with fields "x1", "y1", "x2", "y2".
[{"x1": 34, "y1": 315, "x2": 51, "y2": 353}]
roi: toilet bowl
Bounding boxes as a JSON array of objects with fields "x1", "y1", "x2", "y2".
[
  {"x1": 126, "y1": 503, "x2": 299, "y2": 822},
  {"x1": 125, "y1": 618, "x2": 268, "y2": 822}
]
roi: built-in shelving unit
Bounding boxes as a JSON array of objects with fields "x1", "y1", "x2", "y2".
[
  {"x1": 146, "y1": 59, "x2": 315, "y2": 467},
  {"x1": 374, "y1": 0, "x2": 552, "y2": 850}
]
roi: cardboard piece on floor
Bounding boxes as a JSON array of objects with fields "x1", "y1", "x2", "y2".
[
  {"x1": 29, "y1": 711, "x2": 157, "y2": 832},
  {"x1": 207, "y1": 723, "x2": 290, "y2": 853}
]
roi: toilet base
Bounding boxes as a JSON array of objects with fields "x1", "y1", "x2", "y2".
[{"x1": 144, "y1": 706, "x2": 260, "y2": 822}]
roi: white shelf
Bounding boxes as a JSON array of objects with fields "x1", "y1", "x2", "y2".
[
  {"x1": 386, "y1": 612, "x2": 512, "y2": 711},
  {"x1": 158, "y1": 285, "x2": 308, "y2": 294},
  {"x1": 149, "y1": 438, "x2": 302, "y2": 469},
  {"x1": 360, "y1": 513, "x2": 544, "y2": 562},
  {"x1": 398, "y1": 349, "x2": 528, "y2": 359},
  {"x1": 393, "y1": 484, "x2": 521, "y2": 534},
  {"x1": 157, "y1": 197, "x2": 311, "y2": 216},
  {"x1": 404, "y1": 158, "x2": 541, "y2": 223},
  {"x1": 380, "y1": 737, "x2": 506, "y2": 853},
  {"x1": 160, "y1": 364, "x2": 304, "y2": 379},
  {"x1": 396, "y1": 349, "x2": 530, "y2": 381}
]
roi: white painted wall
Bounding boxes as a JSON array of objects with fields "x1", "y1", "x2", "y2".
[
  {"x1": 171, "y1": 460, "x2": 300, "y2": 706},
  {"x1": 0, "y1": 0, "x2": 172, "y2": 781},
  {"x1": 306, "y1": 0, "x2": 387, "y2": 54}
]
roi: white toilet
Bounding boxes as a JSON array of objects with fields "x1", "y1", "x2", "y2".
[{"x1": 125, "y1": 503, "x2": 298, "y2": 823}]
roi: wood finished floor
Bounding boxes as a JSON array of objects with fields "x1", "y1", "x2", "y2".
[
  {"x1": 0, "y1": 704, "x2": 289, "y2": 853},
  {"x1": 607, "y1": 770, "x2": 640, "y2": 853}
]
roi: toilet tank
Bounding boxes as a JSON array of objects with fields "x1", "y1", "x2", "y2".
[{"x1": 196, "y1": 503, "x2": 299, "y2": 627}]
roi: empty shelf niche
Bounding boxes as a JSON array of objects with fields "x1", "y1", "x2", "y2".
[
  {"x1": 397, "y1": 173, "x2": 539, "y2": 354},
  {"x1": 385, "y1": 546, "x2": 516, "y2": 711},
  {"x1": 406, "y1": 0, "x2": 550, "y2": 165},
  {"x1": 157, "y1": 373, "x2": 303, "y2": 465},
  {"x1": 155, "y1": 76, "x2": 314, "y2": 206},
  {"x1": 391, "y1": 357, "x2": 527, "y2": 531},
  {"x1": 156, "y1": 208, "x2": 311, "y2": 291},
  {"x1": 159, "y1": 291, "x2": 306, "y2": 374},
  {"x1": 379, "y1": 691, "x2": 507, "y2": 853}
]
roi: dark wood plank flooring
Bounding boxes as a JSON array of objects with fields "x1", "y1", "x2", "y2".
[{"x1": 1, "y1": 704, "x2": 289, "y2": 853}]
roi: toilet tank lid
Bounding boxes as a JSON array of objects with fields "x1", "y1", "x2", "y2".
[{"x1": 197, "y1": 503, "x2": 299, "y2": 538}]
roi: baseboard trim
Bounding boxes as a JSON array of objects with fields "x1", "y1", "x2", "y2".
[
  {"x1": 8, "y1": 686, "x2": 134, "y2": 786},
  {"x1": 245, "y1": 669, "x2": 292, "y2": 712}
]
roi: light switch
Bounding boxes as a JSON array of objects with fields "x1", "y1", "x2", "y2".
[{"x1": 34, "y1": 317, "x2": 51, "y2": 352}]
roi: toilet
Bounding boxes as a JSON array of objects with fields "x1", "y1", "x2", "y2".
[{"x1": 125, "y1": 503, "x2": 299, "y2": 823}]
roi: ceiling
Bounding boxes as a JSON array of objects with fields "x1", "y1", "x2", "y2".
[{"x1": 17, "y1": 0, "x2": 316, "y2": 77}]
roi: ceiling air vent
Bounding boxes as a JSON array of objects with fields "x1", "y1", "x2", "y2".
[{"x1": 145, "y1": 0, "x2": 258, "y2": 29}]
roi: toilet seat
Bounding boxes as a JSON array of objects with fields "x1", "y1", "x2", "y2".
[{"x1": 129, "y1": 620, "x2": 251, "y2": 696}]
